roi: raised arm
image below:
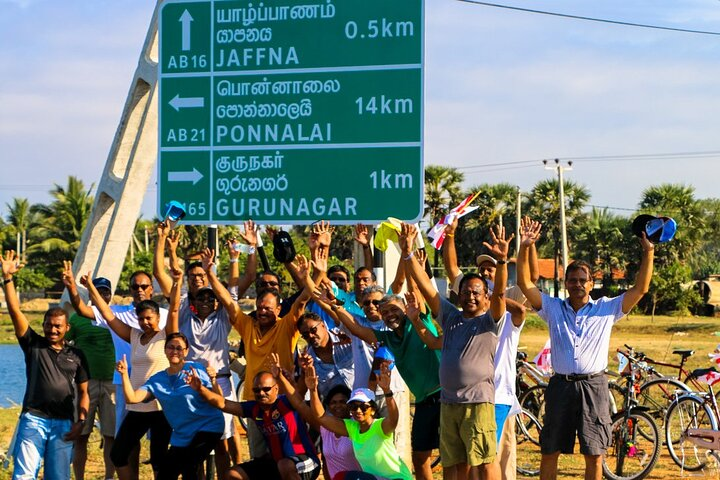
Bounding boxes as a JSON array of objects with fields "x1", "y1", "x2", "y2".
[
  {"x1": 82, "y1": 273, "x2": 132, "y2": 342},
  {"x1": 1, "y1": 251, "x2": 29, "y2": 338},
  {"x1": 201, "y1": 248, "x2": 240, "y2": 321},
  {"x1": 117, "y1": 355, "x2": 153, "y2": 404},
  {"x1": 517, "y1": 218, "x2": 543, "y2": 311},
  {"x1": 388, "y1": 248, "x2": 406, "y2": 295},
  {"x1": 235, "y1": 220, "x2": 259, "y2": 297},
  {"x1": 306, "y1": 364, "x2": 348, "y2": 436},
  {"x1": 483, "y1": 223, "x2": 512, "y2": 321},
  {"x1": 61, "y1": 260, "x2": 95, "y2": 319},
  {"x1": 153, "y1": 222, "x2": 174, "y2": 297},
  {"x1": 378, "y1": 364, "x2": 399, "y2": 435},
  {"x1": 622, "y1": 234, "x2": 655, "y2": 314},
  {"x1": 165, "y1": 268, "x2": 182, "y2": 335},
  {"x1": 441, "y1": 216, "x2": 462, "y2": 286},
  {"x1": 354, "y1": 224, "x2": 374, "y2": 270},
  {"x1": 270, "y1": 353, "x2": 321, "y2": 430},
  {"x1": 314, "y1": 286, "x2": 377, "y2": 345},
  {"x1": 405, "y1": 292, "x2": 441, "y2": 350},
  {"x1": 399, "y1": 223, "x2": 440, "y2": 317},
  {"x1": 186, "y1": 367, "x2": 244, "y2": 416}
]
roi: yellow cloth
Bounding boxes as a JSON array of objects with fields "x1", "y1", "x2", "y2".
[
  {"x1": 373, "y1": 219, "x2": 402, "y2": 252},
  {"x1": 234, "y1": 304, "x2": 302, "y2": 400}
]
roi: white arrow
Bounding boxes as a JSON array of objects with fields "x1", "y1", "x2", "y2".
[
  {"x1": 180, "y1": 10, "x2": 194, "y2": 51},
  {"x1": 168, "y1": 168, "x2": 203, "y2": 185},
  {"x1": 169, "y1": 94, "x2": 205, "y2": 112}
]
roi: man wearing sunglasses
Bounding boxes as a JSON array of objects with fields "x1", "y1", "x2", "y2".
[{"x1": 193, "y1": 370, "x2": 321, "y2": 480}]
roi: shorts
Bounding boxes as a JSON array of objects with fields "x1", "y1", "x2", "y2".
[
  {"x1": 412, "y1": 391, "x2": 441, "y2": 452},
  {"x1": 216, "y1": 375, "x2": 236, "y2": 440},
  {"x1": 82, "y1": 378, "x2": 116, "y2": 436},
  {"x1": 494, "y1": 403, "x2": 511, "y2": 446},
  {"x1": 540, "y1": 374, "x2": 612, "y2": 456},
  {"x1": 440, "y1": 402, "x2": 496, "y2": 467},
  {"x1": 238, "y1": 455, "x2": 320, "y2": 480}
]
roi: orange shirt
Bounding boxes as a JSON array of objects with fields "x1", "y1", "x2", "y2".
[{"x1": 235, "y1": 302, "x2": 303, "y2": 400}]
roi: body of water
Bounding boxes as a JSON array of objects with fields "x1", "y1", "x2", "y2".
[{"x1": 0, "y1": 344, "x2": 25, "y2": 408}]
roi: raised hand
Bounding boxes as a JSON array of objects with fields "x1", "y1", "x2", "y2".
[
  {"x1": 377, "y1": 362, "x2": 392, "y2": 393},
  {"x1": 313, "y1": 283, "x2": 337, "y2": 307},
  {"x1": 166, "y1": 229, "x2": 182, "y2": 254},
  {"x1": 239, "y1": 219, "x2": 258, "y2": 246},
  {"x1": 157, "y1": 221, "x2": 171, "y2": 240},
  {"x1": 265, "y1": 226, "x2": 278, "y2": 242},
  {"x1": 312, "y1": 220, "x2": 334, "y2": 252},
  {"x1": 227, "y1": 238, "x2": 240, "y2": 261},
  {"x1": 79, "y1": 271, "x2": 92, "y2": 289},
  {"x1": 0, "y1": 250, "x2": 23, "y2": 277},
  {"x1": 313, "y1": 243, "x2": 328, "y2": 273},
  {"x1": 184, "y1": 367, "x2": 203, "y2": 391},
  {"x1": 416, "y1": 249, "x2": 427, "y2": 268},
  {"x1": 483, "y1": 223, "x2": 513, "y2": 260},
  {"x1": 520, "y1": 217, "x2": 542, "y2": 247},
  {"x1": 404, "y1": 291, "x2": 420, "y2": 320},
  {"x1": 61, "y1": 260, "x2": 76, "y2": 289},
  {"x1": 354, "y1": 224, "x2": 370, "y2": 247},
  {"x1": 398, "y1": 223, "x2": 417, "y2": 256},
  {"x1": 304, "y1": 364, "x2": 319, "y2": 391},
  {"x1": 116, "y1": 354, "x2": 129, "y2": 375},
  {"x1": 444, "y1": 215, "x2": 459, "y2": 237},
  {"x1": 268, "y1": 352, "x2": 282, "y2": 379},
  {"x1": 292, "y1": 254, "x2": 311, "y2": 280},
  {"x1": 200, "y1": 248, "x2": 216, "y2": 272},
  {"x1": 639, "y1": 232, "x2": 655, "y2": 252},
  {"x1": 170, "y1": 267, "x2": 184, "y2": 283}
]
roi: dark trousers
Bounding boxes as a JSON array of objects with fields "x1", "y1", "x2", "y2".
[
  {"x1": 110, "y1": 410, "x2": 172, "y2": 470},
  {"x1": 157, "y1": 431, "x2": 223, "y2": 480}
]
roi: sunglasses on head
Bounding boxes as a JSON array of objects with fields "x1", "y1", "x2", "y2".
[
  {"x1": 300, "y1": 324, "x2": 322, "y2": 339},
  {"x1": 348, "y1": 402, "x2": 372, "y2": 412},
  {"x1": 131, "y1": 284, "x2": 151, "y2": 291},
  {"x1": 363, "y1": 299, "x2": 382, "y2": 307},
  {"x1": 252, "y1": 385, "x2": 276, "y2": 394}
]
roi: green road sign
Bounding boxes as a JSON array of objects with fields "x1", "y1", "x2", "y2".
[{"x1": 158, "y1": 0, "x2": 423, "y2": 224}]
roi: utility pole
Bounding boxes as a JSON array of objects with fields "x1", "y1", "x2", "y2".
[
  {"x1": 515, "y1": 187, "x2": 521, "y2": 257},
  {"x1": 544, "y1": 159, "x2": 573, "y2": 297}
]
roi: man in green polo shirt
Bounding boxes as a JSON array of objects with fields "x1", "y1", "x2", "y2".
[{"x1": 64, "y1": 276, "x2": 117, "y2": 480}]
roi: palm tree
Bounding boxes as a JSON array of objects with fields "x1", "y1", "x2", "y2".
[
  {"x1": 524, "y1": 178, "x2": 590, "y2": 295},
  {"x1": 5, "y1": 197, "x2": 36, "y2": 262},
  {"x1": 573, "y1": 208, "x2": 628, "y2": 291},
  {"x1": 29, "y1": 176, "x2": 95, "y2": 259}
]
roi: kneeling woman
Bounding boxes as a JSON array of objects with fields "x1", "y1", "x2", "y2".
[{"x1": 117, "y1": 331, "x2": 225, "y2": 480}]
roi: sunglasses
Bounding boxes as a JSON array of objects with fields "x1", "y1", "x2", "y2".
[
  {"x1": 252, "y1": 385, "x2": 276, "y2": 394},
  {"x1": 348, "y1": 402, "x2": 372, "y2": 412},
  {"x1": 363, "y1": 299, "x2": 382, "y2": 307},
  {"x1": 259, "y1": 280, "x2": 280, "y2": 287},
  {"x1": 300, "y1": 324, "x2": 322, "y2": 339},
  {"x1": 130, "y1": 284, "x2": 151, "y2": 291}
]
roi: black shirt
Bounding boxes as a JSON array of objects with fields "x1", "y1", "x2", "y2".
[{"x1": 18, "y1": 327, "x2": 89, "y2": 420}]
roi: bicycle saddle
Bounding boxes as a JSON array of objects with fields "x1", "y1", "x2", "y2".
[{"x1": 672, "y1": 349, "x2": 695, "y2": 359}]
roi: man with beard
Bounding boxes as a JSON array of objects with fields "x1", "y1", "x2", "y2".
[{"x1": 516, "y1": 221, "x2": 655, "y2": 480}]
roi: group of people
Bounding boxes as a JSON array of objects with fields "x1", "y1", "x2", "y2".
[{"x1": 0, "y1": 214, "x2": 655, "y2": 480}]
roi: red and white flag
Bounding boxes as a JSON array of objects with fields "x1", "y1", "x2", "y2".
[
  {"x1": 533, "y1": 338, "x2": 553, "y2": 374},
  {"x1": 696, "y1": 369, "x2": 720, "y2": 386},
  {"x1": 427, "y1": 193, "x2": 480, "y2": 249}
]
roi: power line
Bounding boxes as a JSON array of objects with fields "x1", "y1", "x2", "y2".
[{"x1": 455, "y1": 0, "x2": 720, "y2": 36}]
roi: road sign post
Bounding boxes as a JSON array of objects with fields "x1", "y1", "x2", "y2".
[{"x1": 158, "y1": 0, "x2": 423, "y2": 224}]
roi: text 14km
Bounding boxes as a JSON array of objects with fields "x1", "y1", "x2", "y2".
[{"x1": 356, "y1": 96, "x2": 413, "y2": 116}]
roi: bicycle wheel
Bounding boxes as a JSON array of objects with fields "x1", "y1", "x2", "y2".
[
  {"x1": 602, "y1": 410, "x2": 660, "y2": 480},
  {"x1": 637, "y1": 378, "x2": 690, "y2": 432},
  {"x1": 516, "y1": 408, "x2": 541, "y2": 477},
  {"x1": 518, "y1": 385, "x2": 546, "y2": 427},
  {"x1": 665, "y1": 394, "x2": 718, "y2": 471}
]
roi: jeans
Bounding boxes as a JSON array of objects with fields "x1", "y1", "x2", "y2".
[{"x1": 13, "y1": 412, "x2": 73, "y2": 480}]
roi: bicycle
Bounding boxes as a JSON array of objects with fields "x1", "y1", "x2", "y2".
[
  {"x1": 664, "y1": 366, "x2": 720, "y2": 472},
  {"x1": 515, "y1": 407, "x2": 542, "y2": 477},
  {"x1": 515, "y1": 351, "x2": 550, "y2": 427},
  {"x1": 602, "y1": 347, "x2": 661, "y2": 480}
]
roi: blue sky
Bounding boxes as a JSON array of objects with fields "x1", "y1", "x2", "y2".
[{"x1": 1, "y1": 0, "x2": 719, "y2": 222}]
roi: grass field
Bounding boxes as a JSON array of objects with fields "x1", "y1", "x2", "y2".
[{"x1": 1, "y1": 310, "x2": 720, "y2": 478}]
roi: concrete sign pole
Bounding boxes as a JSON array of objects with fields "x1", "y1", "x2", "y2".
[{"x1": 61, "y1": 1, "x2": 163, "y2": 306}]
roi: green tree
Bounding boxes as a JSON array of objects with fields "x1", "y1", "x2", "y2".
[
  {"x1": 424, "y1": 165, "x2": 464, "y2": 270},
  {"x1": 690, "y1": 198, "x2": 720, "y2": 279},
  {"x1": 572, "y1": 208, "x2": 629, "y2": 291},
  {"x1": 524, "y1": 178, "x2": 590, "y2": 295},
  {"x1": 5, "y1": 197, "x2": 38, "y2": 262}
]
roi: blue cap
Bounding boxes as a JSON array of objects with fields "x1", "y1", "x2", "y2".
[
  {"x1": 372, "y1": 345, "x2": 395, "y2": 375},
  {"x1": 163, "y1": 201, "x2": 187, "y2": 223},
  {"x1": 347, "y1": 388, "x2": 375, "y2": 404},
  {"x1": 92, "y1": 277, "x2": 112, "y2": 292}
]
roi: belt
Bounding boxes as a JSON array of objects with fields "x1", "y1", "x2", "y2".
[
  {"x1": 556, "y1": 371, "x2": 605, "y2": 382},
  {"x1": 216, "y1": 373, "x2": 232, "y2": 378}
]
